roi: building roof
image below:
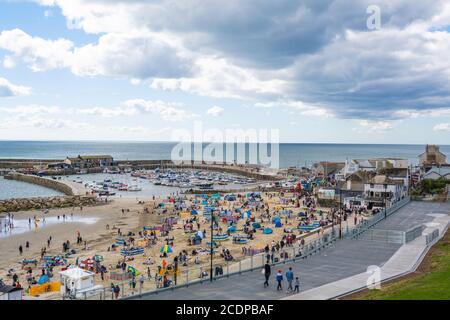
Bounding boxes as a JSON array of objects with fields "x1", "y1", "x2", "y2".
[
  {"x1": 0, "y1": 285, "x2": 22, "y2": 293},
  {"x1": 59, "y1": 267, "x2": 95, "y2": 279},
  {"x1": 67, "y1": 155, "x2": 113, "y2": 161},
  {"x1": 378, "y1": 167, "x2": 408, "y2": 177},
  {"x1": 368, "y1": 175, "x2": 404, "y2": 185}
]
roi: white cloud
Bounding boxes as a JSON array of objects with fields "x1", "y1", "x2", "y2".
[
  {"x1": 0, "y1": 77, "x2": 31, "y2": 97},
  {"x1": 354, "y1": 120, "x2": 396, "y2": 133},
  {"x1": 7, "y1": 1, "x2": 450, "y2": 122},
  {"x1": 0, "y1": 29, "x2": 191, "y2": 79},
  {"x1": 123, "y1": 99, "x2": 197, "y2": 121},
  {"x1": 433, "y1": 123, "x2": 450, "y2": 132},
  {"x1": 254, "y1": 100, "x2": 332, "y2": 117},
  {"x1": 0, "y1": 29, "x2": 73, "y2": 72},
  {"x1": 206, "y1": 106, "x2": 224, "y2": 117}
]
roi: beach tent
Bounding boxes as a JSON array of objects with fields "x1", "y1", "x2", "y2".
[
  {"x1": 224, "y1": 195, "x2": 236, "y2": 201},
  {"x1": 212, "y1": 234, "x2": 229, "y2": 241},
  {"x1": 120, "y1": 247, "x2": 144, "y2": 257},
  {"x1": 228, "y1": 226, "x2": 237, "y2": 233},
  {"x1": 274, "y1": 221, "x2": 282, "y2": 228},
  {"x1": 212, "y1": 193, "x2": 221, "y2": 199},
  {"x1": 242, "y1": 211, "x2": 252, "y2": 219},
  {"x1": 160, "y1": 244, "x2": 173, "y2": 254},
  {"x1": 191, "y1": 209, "x2": 198, "y2": 215},
  {"x1": 38, "y1": 274, "x2": 50, "y2": 285},
  {"x1": 252, "y1": 222, "x2": 261, "y2": 229},
  {"x1": 196, "y1": 231, "x2": 204, "y2": 239},
  {"x1": 298, "y1": 212, "x2": 306, "y2": 217},
  {"x1": 127, "y1": 266, "x2": 140, "y2": 276},
  {"x1": 272, "y1": 216, "x2": 281, "y2": 224},
  {"x1": 263, "y1": 228, "x2": 273, "y2": 235}
]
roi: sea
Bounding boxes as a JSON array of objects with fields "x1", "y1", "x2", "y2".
[{"x1": 0, "y1": 141, "x2": 449, "y2": 200}]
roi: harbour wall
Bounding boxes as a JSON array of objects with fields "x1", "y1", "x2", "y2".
[{"x1": 0, "y1": 195, "x2": 99, "y2": 213}]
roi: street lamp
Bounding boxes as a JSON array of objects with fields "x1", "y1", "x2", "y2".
[
  {"x1": 383, "y1": 183, "x2": 387, "y2": 219},
  {"x1": 209, "y1": 209, "x2": 215, "y2": 282},
  {"x1": 339, "y1": 184, "x2": 343, "y2": 239}
]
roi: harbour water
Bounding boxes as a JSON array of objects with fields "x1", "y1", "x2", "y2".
[
  {"x1": 0, "y1": 176, "x2": 63, "y2": 200},
  {"x1": 1, "y1": 141, "x2": 449, "y2": 200}
]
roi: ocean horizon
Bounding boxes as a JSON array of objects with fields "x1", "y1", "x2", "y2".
[{"x1": 1, "y1": 141, "x2": 448, "y2": 168}]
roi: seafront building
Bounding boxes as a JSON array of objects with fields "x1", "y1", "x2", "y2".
[
  {"x1": 64, "y1": 155, "x2": 114, "y2": 169},
  {"x1": 419, "y1": 145, "x2": 447, "y2": 167}
]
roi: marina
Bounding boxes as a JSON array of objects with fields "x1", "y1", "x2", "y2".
[{"x1": 63, "y1": 169, "x2": 261, "y2": 198}]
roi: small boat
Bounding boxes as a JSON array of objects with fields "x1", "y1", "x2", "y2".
[{"x1": 128, "y1": 185, "x2": 142, "y2": 192}]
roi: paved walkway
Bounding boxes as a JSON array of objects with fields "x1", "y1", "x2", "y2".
[{"x1": 136, "y1": 201, "x2": 450, "y2": 300}]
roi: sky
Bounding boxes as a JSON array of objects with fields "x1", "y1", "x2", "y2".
[{"x1": 0, "y1": 0, "x2": 450, "y2": 144}]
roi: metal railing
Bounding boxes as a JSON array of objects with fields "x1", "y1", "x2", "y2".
[
  {"x1": 77, "y1": 197, "x2": 412, "y2": 300},
  {"x1": 343, "y1": 196, "x2": 410, "y2": 240},
  {"x1": 76, "y1": 231, "x2": 338, "y2": 300}
]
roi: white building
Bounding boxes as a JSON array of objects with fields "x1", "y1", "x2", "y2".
[
  {"x1": 363, "y1": 175, "x2": 406, "y2": 209},
  {"x1": 59, "y1": 267, "x2": 103, "y2": 299}
]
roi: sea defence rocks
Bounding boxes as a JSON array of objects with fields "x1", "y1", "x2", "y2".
[
  {"x1": 0, "y1": 195, "x2": 99, "y2": 213},
  {"x1": 5, "y1": 173, "x2": 76, "y2": 195}
]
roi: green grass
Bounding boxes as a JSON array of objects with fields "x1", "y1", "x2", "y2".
[{"x1": 354, "y1": 231, "x2": 450, "y2": 300}]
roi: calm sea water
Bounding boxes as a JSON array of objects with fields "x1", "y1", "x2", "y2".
[
  {"x1": 1, "y1": 141, "x2": 448, "y2": 200},
  {"x1": 1, "y1": 141, "x2": 447, "y2": 167},
  {"x1": 0, "y1": 176, "x2": 63, "y2": 200}
]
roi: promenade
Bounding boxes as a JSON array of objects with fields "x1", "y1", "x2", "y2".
[{"x1": 136, "y1": 201, "x2": 450, "y2": 300}]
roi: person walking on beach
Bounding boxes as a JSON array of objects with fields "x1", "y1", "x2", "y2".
[
  {"x1": 294, "y1": 276, "x2": 300, "y2": 293},
  {"x1": 286, "y1": 267, "x2": 294, "y2": 293},
  {"x1": 139, "y1": 274, "x2": 145, "y2": 292},
  {"x1": 19, "y1": 245, "x2": 23, "y2": 255},
  {"x1": 263, "y1": 263, "x2": 271, "y2": 288},
  {"x1": 276, "y1": 269, "x2": 283, "y2": 291}
]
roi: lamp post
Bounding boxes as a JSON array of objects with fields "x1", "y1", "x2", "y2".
[
  {"x1": 209, "y1": 209, "x2": 214, "y2": 283},
  {"x1": 383, "y1": 183, "x2": 387, "y2": 219},
  {"x1": 339, "y1": 184, "x2": 343, "y2": 239}
]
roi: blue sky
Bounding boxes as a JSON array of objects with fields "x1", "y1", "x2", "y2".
[{"x1": 0, "y1": 0, "x2": 450, "y2": 144}]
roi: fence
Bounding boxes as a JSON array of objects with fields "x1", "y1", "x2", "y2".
[
  {"x1": 76, "y1": 197, "x2": 411, "y2": 300},
  {"x1": 343, "y1": 196, "x2": 410, "y2": 240},
  {"x1": 426, "y1": 229, "x2": 440, "y2": 245},
  {"x1": 404, "y1": 225, "x2": 424, "y2": 244}
]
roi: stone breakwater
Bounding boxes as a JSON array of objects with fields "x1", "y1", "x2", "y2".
[
  {"x1": 5, "y1": 173, "x2": 78, "y2": 196},
  {"x1": 0, "y1": 195, "x2": 99, "y2": 213}
]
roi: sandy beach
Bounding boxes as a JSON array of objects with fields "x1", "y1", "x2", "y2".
[{"x1": 0, "y1": 188, "x2": 362, "y2": 300}]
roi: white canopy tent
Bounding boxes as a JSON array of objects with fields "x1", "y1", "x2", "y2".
[{"x1": 59, "y1": 267, "x2": 102, "y2": 299}]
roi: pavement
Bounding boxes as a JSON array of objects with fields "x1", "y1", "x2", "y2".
[{"x1": 135, "y1": 201, "x2": 450, "y2": 300}]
